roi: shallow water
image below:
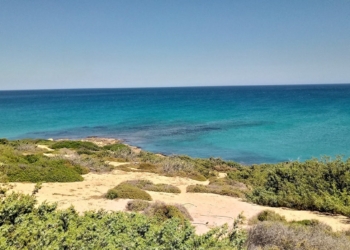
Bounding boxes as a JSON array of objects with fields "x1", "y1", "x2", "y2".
[{"x1": 1, "y1": 84, "x2": 350, "y2": 164}]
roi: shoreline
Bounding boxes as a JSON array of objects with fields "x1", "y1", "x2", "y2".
[{"x1": 3, "y1": 137, "x2": 349, "y2": 234}]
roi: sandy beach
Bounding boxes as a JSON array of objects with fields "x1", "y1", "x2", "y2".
[{"x1": 10, "y1": 168, "x2": 350, "y2": 234}]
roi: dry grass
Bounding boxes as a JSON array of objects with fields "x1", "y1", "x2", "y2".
[
  {"x1": 126, "y1": 200, "x2": 193, "y2": 224},
  {"x1": 249, "y1": 210, "x2": 287, "y2": 225},
  {"x1": 122, "y1": 180, "x2": 181, "y2": 193},
  {"x1": 126, "y1": 199, "x2": 150, "y2": 211},
  {"x1": 144, "y1": 201, "x2": 193, "y2": 223},
  {"x1": 247, "y1": 221, "x2": 350, "y2": 250},
  {"x1": 186, "y1": 178, "x2": 246, "y2": 198}
]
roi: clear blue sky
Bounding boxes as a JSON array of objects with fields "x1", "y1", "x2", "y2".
[{"x1": 1, "y1": 0, "x2": 349, "y2": 90}]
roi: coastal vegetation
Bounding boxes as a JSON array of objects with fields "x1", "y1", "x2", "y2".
[
  {"x1": 2, "y1": 138, "x2": 350, "y2": 248},
  {"x1": 2, "y1": 138, "x2": 350, "y2": 219},
  {"x1": 228, "y1": 157, "x2": 350, "y2": 216},
  {"x1": 0, "y1": 142, "x2": 84, "y2": 182},
  {"x1": 51, "y1": 140, "x2": 100, "y2": 151},
  {"x1": 247, "y1": 210, "x2": 350, "y2": 250},
  {"x1": 0, "y1": 192, "x2": 247, "y2": 249}
]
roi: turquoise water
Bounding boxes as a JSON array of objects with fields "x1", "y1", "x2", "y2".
[{"x1": 1, "y1": 85, "x2": 350, "y2": 164}]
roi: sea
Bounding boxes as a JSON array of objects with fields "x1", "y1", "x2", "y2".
[{"x1": 1, "y1": 84, "x2": 350, "y2": 165}]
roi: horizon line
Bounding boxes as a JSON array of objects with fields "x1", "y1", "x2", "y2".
[{"x1": 1, "y1": 82, "x2": 350, "y2": 92}]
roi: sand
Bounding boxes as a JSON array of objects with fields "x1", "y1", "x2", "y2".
[{"x1": 9, "y1": 169, "x2": 350, "y2": 234}]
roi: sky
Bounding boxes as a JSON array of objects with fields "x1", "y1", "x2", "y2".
[{"x1": 0, "y1": 0, "x2": 350, "y2": 90}]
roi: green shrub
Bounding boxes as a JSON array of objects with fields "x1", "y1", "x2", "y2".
[
  {"x1": 126, "y1": 199, "x2": 150, "y2": 211},
  {"x1": 229, "y1": 157, "x2": 350, "y2": 216},
  {"x1": 0, "y1": 192, "x2": 36, "y2": 225},
  {"x1": 51, "y1": 141, "x2": 99, "y2": 151},
  {"x1": 24, "y1": 154, "x2": 40, "y2": 164},
  {"x1": 103, "y1": 143, "x2": 135, "y2": 161},
  {"x1": 2, "y1": 164, "x2": 83, "y2": 183},
  {"x1": 257, "y1": 210, "x2": 286, "y2": 223},
  {"x1": 0, "y1": 139, "x2": 9, "y2": 145},
  {"x1": 106, "y1": 184, "x2": 152, "y2": 201},
  {"x1": 0, "y1": 155, "x2": 84, "y2": 183},
  {"x1": 103, "y1": 143, "x2": 130, "y2": 152},
  {"x1": 249, "y1": 210, "x2": 287, "y2": 225},
  {"x1": 0, "y1": 193, "x2": 246, "y2": 249}
]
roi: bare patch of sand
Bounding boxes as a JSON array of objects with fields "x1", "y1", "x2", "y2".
[
  {"x1": 218, "y1": 172, "x2": 227, "y2": 178},
  {"x1": 105, "y1": 161, "x2": 131, "y2": 167},
  {"x1": 10, "y1": 171, "x2": 350, "y2": 234},
  {"x1": 43, "y1": 153, "x2": 57, "y2": 157},
  {"x1": 82, "y1": 137, "x2": 120, "y2": 147},
  {"x1": 37, "y1": 145, "x2": 54, "y2": 151}
]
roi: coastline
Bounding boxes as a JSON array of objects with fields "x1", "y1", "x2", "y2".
[{"x1": 4, "y1": 137, "x2": 350, "y2": 234}]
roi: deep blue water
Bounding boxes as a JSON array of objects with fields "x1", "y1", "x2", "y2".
[{"x1": 1, "y1": 84, "x2": 350, "y2": 164}]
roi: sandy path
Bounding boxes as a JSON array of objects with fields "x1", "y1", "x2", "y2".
[{"x1": 10, "y1": 170, "x2": 350, "y2": 234}]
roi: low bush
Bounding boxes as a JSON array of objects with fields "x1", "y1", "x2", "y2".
[
  {"x1": 0, "y1": 192, "x2": 36, "y2": 226},
  {"x1": 126, "y1": 199, "x2": 150, "y2": 211},
  {"x1": 144, "y1": 201, "x2": 193, "y2": 224},
  {"x1": 0, "y1": 139, "x2": 9, "y2": 145},
  {"x1": 138, "y1": 162, "x2": 158, "y2": 171},
  {"x1": 256, "y1": 210, "x2": 286, "y2": 223},
  {"x1": 103, "y1": 143, "x2": 136, "y2": 161},
  {"x1": 138, "y1": 151, "x2": 164, "y2": 164},
  {"x1": 103, "y1": 143, "x2": 130, "y2": 152},
  {"x1": 1, "y1": 162, "x2": 83, "y2": 183},
  {"x1": 0, "y1": 146, "x2": 85, "y2": 182},
  {"x1": 106, "y1": 184, "x2": 152, "y2": 201},
  {"x1": 122, "y1": 180, "x2": 181, "y2": 193}
]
